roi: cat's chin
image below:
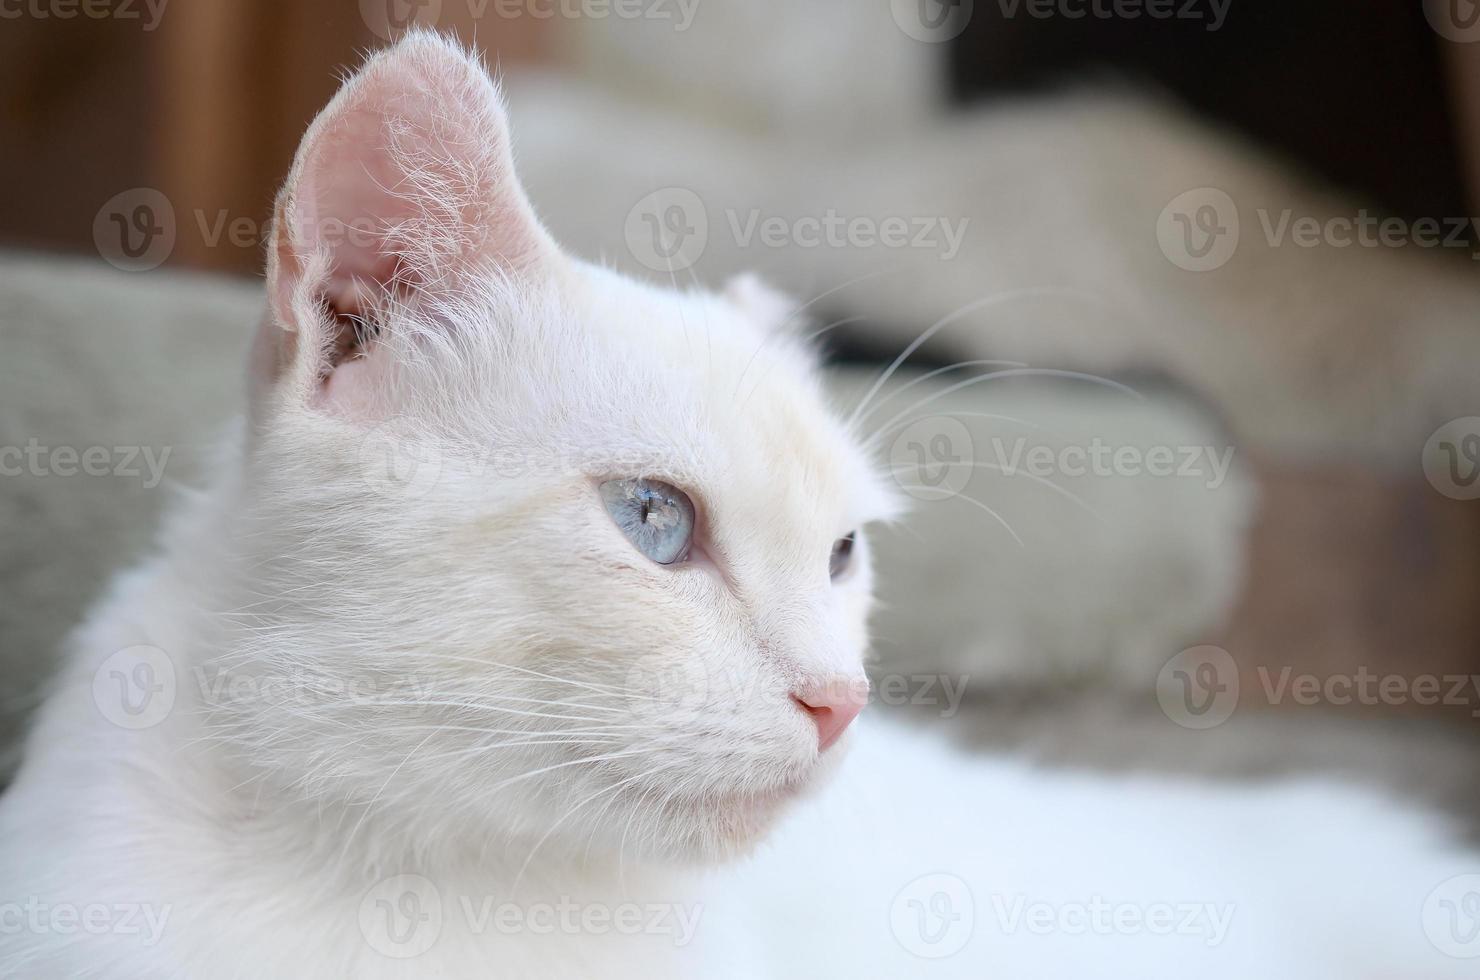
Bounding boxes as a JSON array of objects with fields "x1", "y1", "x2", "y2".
[
  {"x1": 650, "y1": 791, "x2": 797, "y2": 862},
  {"x1": 649, "y1": 749, "x2": 847, "y2": 862}
]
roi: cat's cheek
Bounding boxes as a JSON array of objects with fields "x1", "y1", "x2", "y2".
[{"x1": 669, "y1": 545, "x2": 727, "y2": 586}]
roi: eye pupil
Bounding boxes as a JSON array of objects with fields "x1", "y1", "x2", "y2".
[{"x1": 830, "y1": 532, "x2": 856, "y2": 580}]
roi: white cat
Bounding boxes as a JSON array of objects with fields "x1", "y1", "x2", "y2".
[{"x1": 0, "y1": 33, "x2": 1474, "y2": 979}]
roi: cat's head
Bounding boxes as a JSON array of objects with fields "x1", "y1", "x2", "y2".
[{"x1": 222, "y1": 32, "x2": 897, "y2": 862}]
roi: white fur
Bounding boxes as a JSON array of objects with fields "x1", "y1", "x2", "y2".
[{"x1": 0, "y1": 34, "x2": 1474, "y2": 979}]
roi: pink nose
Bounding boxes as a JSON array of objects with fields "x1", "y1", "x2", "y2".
[{"x1": 793, "y1": 678, "x2": 868, "y2": 751}]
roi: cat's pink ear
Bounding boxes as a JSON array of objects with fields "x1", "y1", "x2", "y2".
[{"x1": 258, "y1": 32, "x2": 556, "y2": 412}]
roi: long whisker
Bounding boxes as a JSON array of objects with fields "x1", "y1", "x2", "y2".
[
  {"x1": 803, "y1": 314, "x2": 870, "y2": 345},
  {"x1": 312, "y1": 698, "x2": 634, "y2": 725},
  {"x1": 887, "y1": 461, "x2": 1102, "y2": 520},
  {"x1": 484, "y1": 747, "x2": 662, "y2": 796},
  {"x1": 409, "y1": 653, "x2": 662, "y2": 701},
  {"x1": 845, "y1": 287, "x2": 1119, "y2": 430},
  {"x1": 893, "y1": 484, "x2": 1026, "y2": 547},
  {"x1": 778, "y1": 267, "x2": 898, "y2": 327},
  {"x1": 859, "y1": 358, "x2": 1028, "y2": 419},
  {"x1": 415, "y1": 737, "x2": 629, "y2": 763},
  {"x1": 872, "y1": 410, "x2": 1043, "y2": 444},
  {"x1": 868, "y1": 367, "x2": 1145, "y2": 441},
  {"x1": 510, "y1": 761, "x2": 679, "y2": 898},
  {"x1": 338, "y1": 727, "x2": 444, "y2": 863}
]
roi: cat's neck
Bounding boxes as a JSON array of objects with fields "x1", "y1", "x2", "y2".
[{"x1": 24, "y1": 613, "x2": 696, "y2": 980}]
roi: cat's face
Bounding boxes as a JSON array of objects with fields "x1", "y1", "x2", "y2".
[{"x1": 220, "y1": 33, "x2": 896, "y2": 862}]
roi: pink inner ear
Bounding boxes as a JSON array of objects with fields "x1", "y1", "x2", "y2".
[
  {"x1": 320, "y1": 356, "x2": 381, "y2": 416},
  {"x1": 295, "y1": 112, "x2": 418, "y2": 318},
  {"x1": 275, "y1": 109, "x2": 427, "y2": 419},
  {"x1": 262, "y1": 34, "x2": 560, "y2": 418}
]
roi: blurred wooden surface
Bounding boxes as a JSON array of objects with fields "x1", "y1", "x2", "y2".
[
  {"x1": 0, "y1": 11, "x2": 158, "y2": 260},
  {"x1": 1439, "y1": 27, "x2": 1480, "y2": 214},
  {"x1": 157, "y1": 2, "x2": 550, "y2": 272},
  {"x1": 1221, "y1": 460, "x2": 1480, "y2": 720},
  {"x1": 0, "y1": 1, "x2": 551, "y2": 275}
]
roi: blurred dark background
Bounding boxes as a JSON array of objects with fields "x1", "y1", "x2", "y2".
[{"x1": 951, "y1": 2, "x2": 1476, "y2": 227}]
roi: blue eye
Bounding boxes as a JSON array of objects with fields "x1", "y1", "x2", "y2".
[{"x1": 599, "y1": 478, "x2": 696, "y2": 565}]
